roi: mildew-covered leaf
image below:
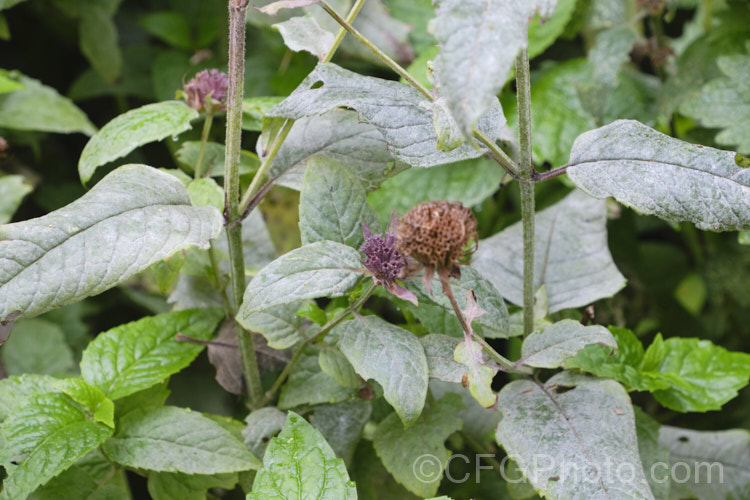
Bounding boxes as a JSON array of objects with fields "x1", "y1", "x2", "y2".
[
  {"x1": 567, "y1": 120, "x2": 750, "y2": 231},
  {"x1": 496, "y1": 373, "x2": 654, "y2": 499},
  {"x1": 430, "y1": 0, "x2": 551, "y2": 137},
  {"x1": 237, "y1": 241, "x2": 363, "y2": 319},
  {"x1": 0, "y1": 165, "x2": 222, "y2": 320},
  {"x1": 473, "y1": 189, "x2": 625, "y2": 313},
  {"x1": 335, "y1": 314, "x2": 428, "y2": 426},
  {"x1": 268, "y1": 62, "x2": 504, "y2": 168}
]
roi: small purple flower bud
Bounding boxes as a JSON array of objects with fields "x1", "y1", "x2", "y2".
[
  {"x1": 183, "y1": 69, "x2": 229, "y2": 112},
  {"x1": 360, "y1": 211, "x2": 418, "y2": 306}
]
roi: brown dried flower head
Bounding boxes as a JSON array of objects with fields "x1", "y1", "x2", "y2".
[{"x1": 396, "y1": 200, "x2": 478, "y2": 272}]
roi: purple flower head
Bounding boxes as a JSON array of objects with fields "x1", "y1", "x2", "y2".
[
  {"x1": 183, "y1": 69, "x2": 228, "y2": 112},
  {"x1": 360, "y1": 211, "x2": 418, "y2": 306}
]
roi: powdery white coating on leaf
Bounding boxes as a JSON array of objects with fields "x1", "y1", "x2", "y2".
[
  {"x1": 680, "y1": 53, "x2": 750, "y2": 155},
  {"x1": 519, "y1": 319, "x2": 617, "y2": 369},
  {"x1": 78, "y1": 101, "x2": 198, "y2": 184},
  {"x1": 271, "y1": 110, "x2": 400, "y2": 191},
  {"x1": 273, "y1": 16, "x2": 334, "y2": 60},
  {"x1": 242, "y1": 407, "x2": 287, "y2": 459},
  {"x1": 237, "y1": 240, "x2": 363, "y2": 319},
  {"x1": 472, "y1": 189, "x2": 625, "y2": 313},
  {"x1": 403, "y1": 266, "x2": 511, "y2": 338},
  {"x1": 267, "y1": 63, "x2": 505, "y2": 168},
  {"x1": 430, "y1": 0, "x2": 548, "y2": 137},
  {"x1": 240, "y1": 301, "x2": 307, "y2": 350},
  {"x1": 373, "y1": 394, "x2": 463, "y2": 498},
  {"x1": 659, "y1": 426, "x2": 750, "y2": 500},
  {"x1": 420, "y1": 334, "x2": 466, "y2": 383},
  {"x1": 248, "y1": 411, "x2": 357, "y2": 500},
  {"x1": 567, "y1": 120, "x2": 750, "y2": 231},
  {"x1": 299, "y1": 157, "x2": 380, "y2": 248},
  {"x1": 102, "y1": 406, "x2": 260, "y2": 474},
  {"x1": 0, "y1": 165, "x2": 222, "y2": 320},
  {"x1": 496, "y1": 373, "x2": 655, "y2": 499},
  {"x1": 335, "y1": 315, "x2": 429, "y2": 426}
]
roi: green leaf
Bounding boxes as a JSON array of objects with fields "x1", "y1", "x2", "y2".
[
  {"x1": 175, "y1": 141, "x2": 259, "y2": 177},
  {"x1": 650, "y1": 337, "x2": 750, "y2": 412},
  {"x1": 114, "y1": 381, "x2": 170, "y2": 422},
  {"x1": 373, "y1": 394, "x2": 463, "y2": 498},
  {"x1": 0, "y1": 174, "x2": 32, "y2": 224},
  {"x1": 567, "y1": 119, "x2": 750, "y2": 231},
  {"x1": 187, "y1": 178, "x2": 224, "y2": 211},
  {"x1": 473, "y1": 189, "x2": 626, "y2": 313},
  {"x1": 151, "y1": 253, "x2": 186, "y2": 294},
  {"x1": 273, "y1": 16, "x2": 334, "y2": 60},
  {"x1": 0, "y1": 374, "x2": 57, "y2": 422},
  {"x1": 278, "y1": 346, "x2": 355, "y2": 409},
  {"x1": 431, "y1": 380, "x2": 500, "y2": 443},
  {"x1": 399, "y1": 266, "x2": 511, "y2": 339},
  {"x1": 299, "y1": 157, "x2": 380, "y2": 248},
  {"x1": 248, "y1": 411, "x2": 357, "y2": 500},
  {"x1": 51, "y1": 378, "x2": 114, "y2": 428},
  {"x1": 673, "y1": 272, "x2": 707, "y2": 316},
  {"x1": 367, "y1": 157, "x2": 504, "y2": 225},
  {"x1": 78, "y1": 101, "x2": 199, "y2": 184},
  {"x1": 681, "y1": 52, "x2": 750, "y2": 155},
  {"x1": 0, "y1": 69, "x2": 96, "y2": 135},
  {"x1": 527, "y1": 0, "x2": 577, "y2": 60},
  {"x1": 659, "y1": 426, "x2": 750, "y2": 499},
  {"x1": 495, "y1": 373, "x2": 653, "y2": 499},
  {"x1": 429, "y1": 0, "x2": 548, "y2": 137},
  {"x1": 242, "y1": 407, "x2": 287, "y2": 459},
  {"x1": 79, "y1": 6, "x2": 122, "y2": 83},
  {"x1": 0, "y1": 319, "x2": 74, "y2": 375},
  {"x1": 0, "y1": 165, "x2": 222, "y2": 320},
  {"x1": 268, "y1": 62, "x2": 504, "y2": 168},
  {"x1": 80, "y1": 308, "x2": 223, "y2": 400},
  {"x1": 634, "y1": 408, "x2": 671, "y2": 500},
  {"x1": 564, "y1": 327, "x2": 670, "y2": 392},
  {"x1": 242, "y1": 96, "x2": 284, "y2": 131},
  {"x1": 138, "y1": 11, "x2": 192, "y2": 50},
  {"x1": 335, "y1": 315, "x2": 428, "y2": 426},
  {"x1": 319, "y1": 346, "x2": 361, "y2": 388},
  {"x1": 518, "y1": 319, "x2": 617, "y2": 369},
  {"x1": 271, "y1": 110, "x2": 401, "y2": 192},
  {"x1": 454, "y1": 341, "x2": 496, "y2": 408},
  {"x1": 102, "y1": 406, "x2": 260, "y2": 473},
  {"x1": 566, "y1": 328, "x2": 750, "y2": 412},
  {"x1": 237, "y1": 240, "x2": 363, "y2": 319},
  {"x1": 28, "y1": 449, "x2": 131, "y2": 500},
  {"x1": 0, "y1": 392, "x2": 113, "y2": 500},
  {"x1": 309, "y1": 400, "x2": 371, "y2": 465},
  {"x1": 420, "y1": 334, "x2": 465, "y2": 383},
  {"x1": 148, "y1": 471, "x2": 238, "y2": 500}
]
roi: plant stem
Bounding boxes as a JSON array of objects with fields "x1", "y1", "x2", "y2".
[
  {"x1": 194, "y1": 112, "x2": 214, "y2": 179},
  {"x1": 515, "y1": 49, "x2": 536, "y2": 337},
  {"x1": 261, "y1": 281, "x2": 377, "y2": 406},
  {"x1": 438, "y1": 272, "x2": 529, "y2": 374},
  {"x1": 225, "y1": 0, "x2": 264, "y2": 409},
  {"x1": 237, "y1": 0, "x2": 367, "y2": 216}
]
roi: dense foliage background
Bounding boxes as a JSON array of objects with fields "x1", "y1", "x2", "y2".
[{"x1": 1, "y1": 0, "x2": 749, "y2": 498}]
